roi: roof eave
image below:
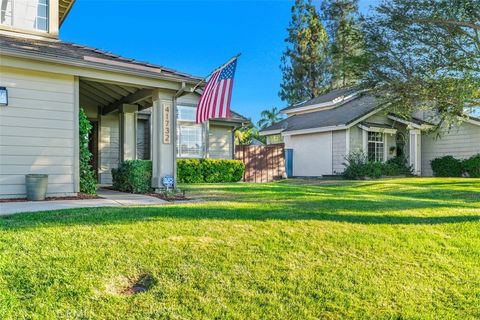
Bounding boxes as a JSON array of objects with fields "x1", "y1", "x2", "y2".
[{"x1": 1, "y1": 48, "x2": 202, "y2": 85}]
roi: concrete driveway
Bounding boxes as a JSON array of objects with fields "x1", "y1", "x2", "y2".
[{"x1": 0, "y1": 189, "x2": 167, "y2": 216}]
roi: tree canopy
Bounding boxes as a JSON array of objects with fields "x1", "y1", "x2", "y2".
[
  {"x1": 322, "y1": 0, "x2": 367, "y2": 88},
  {"x1": 362, "y1": 0, "x2": 480, "y2": 127},
  {"x1": 279, "y1": 0, "x2": 330, "y2": 105}
]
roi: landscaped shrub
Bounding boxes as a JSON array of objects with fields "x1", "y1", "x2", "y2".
[
  {"x1": 342, "y1": 152, "x2": 369, "y2": 180},
  {"x1": 430, "y1": 156, "x2": 463, "y2": 177},
  {"x1": 383, "y1": 156, "x2": 413, "y2": 176},
  {"x1": 177, "y1": 159, "x2": 245, "y2": 183},
  {"x1": 176, "y1": 159, "x2": 204, "y2": 183},
  {"x1": 462, "y1": 154, "x2": 480, "y2": 178},
  {"x1": 343, "y1": 152, "x2": 412, "y2": 180},
  {"x1": 79, "y1": 108, "x2": 97, "y2": 195},
  {"x1": 112, "y1": 160, "x2": 152, "y2": 193}
]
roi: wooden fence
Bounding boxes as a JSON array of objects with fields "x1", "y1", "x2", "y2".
[{"x1": 235, "y1": 144, "x2": 285, "y2": 183}]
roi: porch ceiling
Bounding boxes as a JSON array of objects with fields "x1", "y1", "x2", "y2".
[
  {"x1": 79, "y1": 79, "x2": 154, "y2": 115},
  {"x1": 59, "y1": 0, "x2": 76, "y2": 26}
]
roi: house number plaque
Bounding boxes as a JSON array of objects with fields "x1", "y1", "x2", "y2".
[{"x1": 162, "y1": 101, "x2": 172, "y2": 144}]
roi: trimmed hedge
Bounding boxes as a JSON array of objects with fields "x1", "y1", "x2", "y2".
[
  {"x1": 112, "y1": 160, "x2": 152, "y2": 193},
  {"x1": 177, "y1": 159, "x2": 245, "y2": 183},
  {"x1": 430, "y1": 156, "x2": 463, "y2": 177},
  {"x1": 463, "y1": 154, "x2": 480, "y2": 178},
  {"x1": 430, "y1": 154, "x2": 480, "y2": 178},
  {"x1": 112, "y1": 159, "x2": 245, "y2": 193},
  {"x1": 343, "y1": 152, "x2": 412, "y2": 180}
]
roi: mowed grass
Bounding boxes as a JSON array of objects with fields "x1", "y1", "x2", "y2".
[{"x1": 1, "y1": 178, "x2": 479, "y2": 319}]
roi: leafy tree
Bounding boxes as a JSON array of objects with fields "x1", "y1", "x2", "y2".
[
  {"x1": 321, "y1": 0, "x2": 367, "y2": 88},
  {"x1": 257, "y1": 107, "x2": 284, "y2": 129},
  {"x1": 363, "y1": 0, "x2": 480, "y2": 129},
  {"x1": 280, "y1": 0, "x2": 330, "y2": 105},
  {"x1": 235, "y1": 123, "x2": 265, "y2": 145},
  {"x1": 79, "y1": 108, "x2": 97, "y2": 194}
]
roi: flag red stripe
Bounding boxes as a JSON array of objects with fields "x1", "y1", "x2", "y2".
[
  {"x1": 203, "y1": 72, "x2": 220, "y2": 122},
  {"x1": 196, "y1": 70, "x2": 219, "y2": 123},
  {"x1": 226, "y1": 79, "x2": 234, "y2": 118}
]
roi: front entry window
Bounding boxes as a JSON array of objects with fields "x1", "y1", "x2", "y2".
[
  {"x1": 1, "y1": 0, "x2": 49, "y2": 32},
  {"x1": 177, "y1": 105, "x2": 204, "y2": 158},
  {"x1": 367, "y1": 132, "x2": 384, "y2": 162}
]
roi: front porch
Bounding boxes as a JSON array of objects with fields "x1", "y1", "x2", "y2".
[
  {"x1": 79, "y1": 77, "x2": 181, "y2": 190},
  {"x1": 358, "y1": 114, "x2": 433, "y2": 176}
]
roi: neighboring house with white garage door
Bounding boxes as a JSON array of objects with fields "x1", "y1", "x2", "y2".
[
  {"x1": 260, "y1": 88, "x2": 480, "y2": 177},
  {"x1": 0, "y1": 0, "x2": 247, "y2": 198}
]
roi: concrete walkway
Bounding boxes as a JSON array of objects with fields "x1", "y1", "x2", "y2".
[{"x1": 0, "y1": 188, "x2": 167, "y2": 216}]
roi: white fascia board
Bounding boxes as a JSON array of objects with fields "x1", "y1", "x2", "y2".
[
  {"x1": 358, "y1": 124, "x2": 397, "y2": 134},
  {"x1": 259, "y1": 129, "x2": 284, "y2": 136},
  {"x1": 283, "y1": 93, "x2": 359, "y2": 115},
  {"x1": 466, "y1": 118, "x2": 480, "y2": 126},
  {"x1": 281, "y1": 125, "x2": 348, "y2": 136},
  {"x1": 387, "y1": 115, "x2": 423, "y2": 129}
]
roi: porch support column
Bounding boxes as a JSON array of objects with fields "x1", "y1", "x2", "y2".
[
  {"x1": 409, "y1": 129, "x2": 421, "y2": 176},
  {"x1": 151, "y1": 90, "x2": 176, "y2": 190},
  {"x1": 120, "y1": 104, "x2": 138, "y2": 161}
]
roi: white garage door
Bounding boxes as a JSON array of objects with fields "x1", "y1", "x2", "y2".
[{"x1": 285, "y1": 132, "x2": 333, "y2": 177}]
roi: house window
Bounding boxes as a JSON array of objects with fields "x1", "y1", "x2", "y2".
[
  {"x1": 0, "y1": 0, "x2": 49, "y2": 32},
  {"x1": 136, "y1": 118, "x2": 150, "y2": 160},
  {"x1": 367, "y1": 132, "x2": 384, "y2": 162},
  {"x1": 177, "y1": 105, "x2": 204, "y2": 158}
]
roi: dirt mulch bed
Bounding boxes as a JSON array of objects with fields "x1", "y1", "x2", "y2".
[
  {"x1": 0, "y1": 193, "x2": 100, "y2": 203},
  {"x1": 147, "y1": 193, "x2": 188, "y2": 202}
]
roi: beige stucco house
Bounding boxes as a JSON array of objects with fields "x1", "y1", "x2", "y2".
[
  {"x1": 0, "y1": 0, "x2": 247, "y2": 198},
  {"x1": 260, "y1": 88, "x2": 480, "y2": 177}
]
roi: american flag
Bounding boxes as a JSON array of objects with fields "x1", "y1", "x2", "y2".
[{"x1": 196, "y1": 58, "x2": 237, "y2": 123}]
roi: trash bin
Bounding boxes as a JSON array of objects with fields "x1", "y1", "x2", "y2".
[{"x1": 25, "y1": 174, "x2": 48, "y2": 201}]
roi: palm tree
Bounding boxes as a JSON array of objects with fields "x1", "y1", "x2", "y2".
[{"x1": 257, "y1": 107, "x2": 283, "y2": 129}]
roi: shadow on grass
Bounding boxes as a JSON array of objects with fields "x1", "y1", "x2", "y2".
[
  {"x1": 1, "y1": 204, "x2": 479, "y2": 230},
  {"x1": 2, "y1": 179, "x2": 478, "y2": 230}
]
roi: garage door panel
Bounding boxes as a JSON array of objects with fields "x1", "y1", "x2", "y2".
[{"x1": 287, "y1": 132, "x2": 332, "y2": 176}]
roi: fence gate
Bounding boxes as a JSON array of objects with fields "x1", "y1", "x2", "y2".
[{"x1": 235, "y1": 144, "x2": 285, "y2": 183}]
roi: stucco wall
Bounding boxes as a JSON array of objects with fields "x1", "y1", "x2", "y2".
[
  {"x1": 99, "y1": 112, "x2": 120, "y2": 184},
  {"x1": 208, "y1": 125, "x2": 233, "y2": 159},
  {"x1": 0, "y1": 66, "x2": 76, "y2": 198},
  {"x1": 422, "y1": 122, "x2": 480, "y2": 176}
]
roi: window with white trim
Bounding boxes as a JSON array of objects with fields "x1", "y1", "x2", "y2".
[
  {"x1": 367, "y1": 132, "x2": 384, "y2": 162},
  {"x1": 177, "y1": 105, "x2": 204, "y2": 158},
  {"x1": 0, "y1": 0, "x2": 49, "y2": 32}
]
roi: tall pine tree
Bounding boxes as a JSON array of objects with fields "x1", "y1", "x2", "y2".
[
  {"x1": 321, "y1": 0, "x2": 366, "y2": 88},
  {"x1": 279, "y1": 0, "x2": 330, "y2": 105}
]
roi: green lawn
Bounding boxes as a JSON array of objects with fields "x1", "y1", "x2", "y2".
[{"x1": 1, "y1": 178, "x2": 479, "y2": 319}]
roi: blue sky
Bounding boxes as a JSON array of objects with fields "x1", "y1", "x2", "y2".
[{"x1": 61, "y1": 0, "x2": 378, "y2": 123}]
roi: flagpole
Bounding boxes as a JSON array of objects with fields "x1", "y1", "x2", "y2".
[{"x1": 192, "y1": 53, "x2": 241, "y2": 93}]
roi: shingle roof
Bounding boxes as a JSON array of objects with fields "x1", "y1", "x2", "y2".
[
  {"x1": 0, "y1": 34, "x2": 202, "y2": 83},
  {"x1": 262, "y1": 93, "x2": 381, "y2": 133},
  {"x1": 281, "y1": 87, "x2": 358, "y2": 112},
  {"x1": 213, "y1": 110, "x2": 250, "y2": 124}
]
